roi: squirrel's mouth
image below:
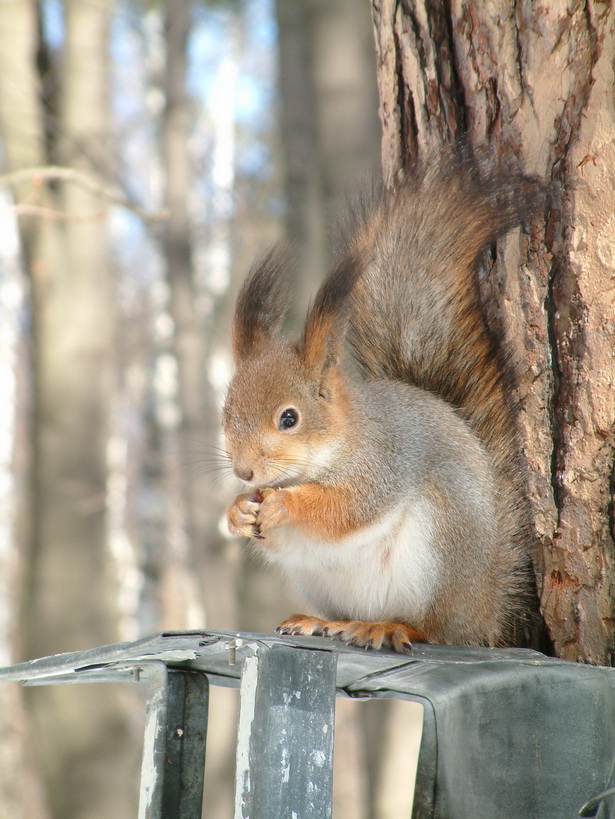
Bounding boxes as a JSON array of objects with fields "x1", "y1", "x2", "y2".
[
  {"x1": 246, "y1": 462, "x2": 306, "y2": 489},
  {"x1": 253, "y1": 472, "x2": 303, "y2": 490},
  {"x1": 231, "y1": 459, "x2": 303, "y2": 488}
]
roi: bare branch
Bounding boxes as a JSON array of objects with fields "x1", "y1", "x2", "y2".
[
  {"x1": 0, "y1": 165, "x2": 169, "y2": 225},
  {"x1": 12, "y1": 203, "x2": 107, "y2": 222}
]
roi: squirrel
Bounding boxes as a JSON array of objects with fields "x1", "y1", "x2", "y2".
[{"x1": 223, "y1": 151, "x2": 543, "y2": 653}]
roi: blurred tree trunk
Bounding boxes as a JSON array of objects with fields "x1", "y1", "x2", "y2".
[
  {"x1": 274, "y1": 3, "x2": 384, "y2": 818},
  {"x1": 372, "y1": 0, "x2": 615, "y2": 665},
  {"x1": 159, "y1": 0, "x2": 208, "y2": 629},
  {"x1": 160, "y1": 11, "x2": 246, "y2": 812},
  {"x1": 275, "y1": 0, "x2": 381, "y2": 321},
  {"x1": 0, "y1": 1, "x2": 140, "y2": 816},
  {"x1": 161, "y1": 0, "x2": 242, "y2": 638},
  {"x1": 0, "y1": 6, "x2": 52, "y2": 817}
]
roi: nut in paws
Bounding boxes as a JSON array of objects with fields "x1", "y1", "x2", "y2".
[
  {"x1": 257, "y1": 487, "x2": 291, "y2": 535},
  {"x1": 227, "y1": 490, "x2": 263, "y2": 538}
]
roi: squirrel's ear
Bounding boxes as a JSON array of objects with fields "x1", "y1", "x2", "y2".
[
  {"x1": 299, "y1": 255, "x2": 360, "y2": 381},
  {"x1": 231, "y1": 244, "x2": 292, "y2": 361}
]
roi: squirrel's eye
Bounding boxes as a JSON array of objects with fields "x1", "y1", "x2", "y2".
[{"x1": 279, "y1": 408, "x2": 299, "y2": 430}]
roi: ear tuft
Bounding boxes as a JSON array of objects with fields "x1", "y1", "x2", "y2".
[
  {"x1": 232, "y1": 244, "x2": 292, "y2": 361},
  {"x1": 299, "y1": 254, "x2": 361, "y2": 376}
]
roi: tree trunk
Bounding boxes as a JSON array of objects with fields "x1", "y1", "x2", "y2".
[
  {"x1": 0, "y1": 1, "x2": 141, "y2": 815},
  {"x1": 0, "y1": 6, "x2": 52, "y2": 815},
  {"x1": 159, "y1": 0, "x2": 209, "y2": 630},
  {"x1": 372, "y1": 0, "x2": 615, "y2": 665},
  {"x1": 276, "y1": 0, "x2": 381, "y2": 322},
  {"x1": 28, "y1": 0, "x2": 118, "y2": 659},
  {"x1": 160, "y1": 0, "x2": 245, "y2": 637}
]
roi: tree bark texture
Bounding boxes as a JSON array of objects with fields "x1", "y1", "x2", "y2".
[{"x1": 372, "y1": 0, "x2": 615, "y2": 664}]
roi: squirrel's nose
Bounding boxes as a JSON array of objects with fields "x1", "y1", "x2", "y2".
[{"x1": 234, "y1": 466, "x2": 254, "y2": 483}]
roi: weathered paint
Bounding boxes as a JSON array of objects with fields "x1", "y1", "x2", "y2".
[
  {"x1": 234, "y1": 644, "x2": 337, "y2": 819},
  {"x1": 234, "y1": 653, "x2": 259, "y2": 819},
  {"x1": 138, "y1": 663, "x2": 169, "y2": 818}
]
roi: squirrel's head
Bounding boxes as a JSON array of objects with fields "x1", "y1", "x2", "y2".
[{"x1": 223, "y1": 245, "x2": 359, "y2": 488}]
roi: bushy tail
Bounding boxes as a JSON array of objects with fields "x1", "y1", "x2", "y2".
[{"x1": 346, "y1": 152, "x2": 544, "y2": 460}]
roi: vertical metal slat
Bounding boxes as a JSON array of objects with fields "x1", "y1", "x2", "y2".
[
  {"x1": 138, "y1": 663, "x2": 209, "y2": 818},
  {"x1": 234, "y1": 644, "x2": 337, "y2": 819}
]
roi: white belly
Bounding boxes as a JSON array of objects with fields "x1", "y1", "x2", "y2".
[{"x1": 263, "y1": 499, "x2": 441, "y2": 622}]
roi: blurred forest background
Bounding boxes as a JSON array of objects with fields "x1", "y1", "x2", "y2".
[
  {"x1": 0, "y1": 1, "x2": 423, "y2": 817},
  {"x1": 1, "y1": 0, "x2": 614, "y2": 817}
]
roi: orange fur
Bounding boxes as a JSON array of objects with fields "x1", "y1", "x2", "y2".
[
  {"x1": 259, "y1": 484, "x2": 363, "y2": 541},
  {"x1": 276, "y1": 614, "x2": 429, "y2": 652}
]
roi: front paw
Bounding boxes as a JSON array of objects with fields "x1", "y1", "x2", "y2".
[
  {"x1": 257, "y1": 487, "x2": 292, "y2": 536},
  {"x1": 227, "y1": 490, "x2": 263, "y2": 538}
]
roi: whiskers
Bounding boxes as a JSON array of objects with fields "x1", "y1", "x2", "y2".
[
  {"x1": 169, "y1": 441, "x2": 318, "y2": 496},
  {"x1": 167, "y1": 439, "x2": 236, "y2": 494},
  {"x1": 262, "y1": 454, "x2": 314, "y2": 487}
]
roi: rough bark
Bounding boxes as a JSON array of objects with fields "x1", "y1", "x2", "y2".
[{"x1": 372, "y1": 0, "x2": 615, "y2": 664}]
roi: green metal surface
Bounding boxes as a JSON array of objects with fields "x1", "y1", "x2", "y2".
[
  {"x1": 234, "y1": 644, "x2": 336, "y2": 819},
  {"x1": 1, "y1": 630, "x2": 614, "y2": 818}
]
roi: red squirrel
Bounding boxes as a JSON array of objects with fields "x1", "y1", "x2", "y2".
[{"x1": 223, "y1": 152, "x2": 543, "y2": 653}]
